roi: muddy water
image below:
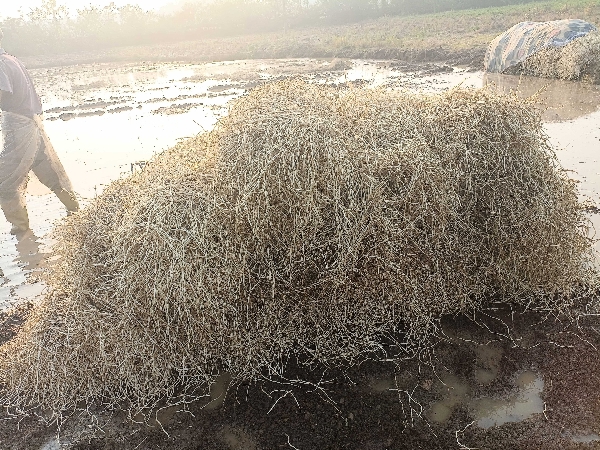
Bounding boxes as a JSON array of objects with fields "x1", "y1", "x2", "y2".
[
  {"x1": 474, "y1": 371, "x2": 545, "y2": 428},
  {"x1": 0, "y1": 59, "x2": 598, "y2": 321},
  {"x1": 427, "y1": 370, "x2": 545, "y2": 427}
]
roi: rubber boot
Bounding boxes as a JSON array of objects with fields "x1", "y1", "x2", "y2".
[
  {"x1": 0, "y1": 193, "x2": 30, "y2": 234},
  {"x1": 53, "y1": 188, "x2": 80, "y2": 213}
]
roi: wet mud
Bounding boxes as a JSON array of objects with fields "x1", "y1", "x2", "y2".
[
  {"x1": 0, "y1": 301, "x2": 33, "y2": 347},
  {"x1": 0, "y1": 58, "x2": 599, "y2": 449},
  {"x1": 3, "y1": 305, "x2": 600, "y2": 450}
]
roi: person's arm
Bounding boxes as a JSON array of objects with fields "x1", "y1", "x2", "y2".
[
  {"x1": 0, "y1": 60, "x2": 12, "y2": 97},
  {"x1": 0, "y1": 60, "x2": 12, "y2": 116}
]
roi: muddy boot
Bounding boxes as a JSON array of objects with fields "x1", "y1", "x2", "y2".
[
  {"x1": 14, "y1": 229, "x2": 43, "y2": 269},
  {"x1": 53, "y1": 188, "x2": 79, "y2": 213},
  {"x1": 0, "y1": 194, "x2": 30, "y2": 234}
]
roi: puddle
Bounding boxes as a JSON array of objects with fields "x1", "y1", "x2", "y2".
[
  {"x1": 571, "y1": 433, "x2": 600, "y2": 444},
  {"x1": 39, "y1": 438, "x2": 62, "y2": 450},
  {"x1": 544, "y1": 111, "x2": 600, "y2": 249},
  {"x1": 0, "y1": 229, "x2": 48, "y2": 312},
  {"x1": 484, "y1": 72, "x2": 600, "y2": 122},
  {"x1": 429, "y1": 374, "x2": 470, "y2": 423},
  {"x1": 0, "y1": 58, "x2": 599, "y2": 310},
  {"x1": 474, "y1": 371, "x2": 545, "y2": 429},
  {"x1": 428, "y1": 370, "x2": 545, "y2": 427}
]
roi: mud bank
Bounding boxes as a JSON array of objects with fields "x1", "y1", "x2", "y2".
[{"x1": 18, "y1": 36, "x2": 485, "y2": 71}]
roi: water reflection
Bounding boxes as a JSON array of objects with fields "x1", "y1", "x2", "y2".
[
  {"x1": 0, "y1": 229, "x2": 46, "y2": 310},
  {"x1": 483, "y1": 72, "x2": 600, "y2": 122}
]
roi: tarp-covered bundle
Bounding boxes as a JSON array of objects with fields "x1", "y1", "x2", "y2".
[{"x1": 485, "y1": 19, "x2": 597, "y2": 74}]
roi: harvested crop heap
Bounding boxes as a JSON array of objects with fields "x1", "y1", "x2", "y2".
[
  {"x1": 0, "y1": 80, "x2": 596, "y2": 419},
  {"x1": 509, "y1": 31, "x2": 600, "y2": 82}
]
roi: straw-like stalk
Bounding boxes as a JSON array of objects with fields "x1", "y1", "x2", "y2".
[
  {"x1": 506, "y1": 31, "x2": 600, "y2": 83},
  {"x1": 0, "y1": 80, "x2": 595, "y2": 422}
]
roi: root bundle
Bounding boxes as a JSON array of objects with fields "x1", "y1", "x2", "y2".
[
  {"x1": 507, "y1": 31, "x2": 600, "y2": 83},
  {"x1": 0, "y1": 80, "x2": 595, "y2": 419}
]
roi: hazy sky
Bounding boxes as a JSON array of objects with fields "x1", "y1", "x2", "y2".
[{"x1": 1, "y1": 0, "x2": 180, "y2": 19}]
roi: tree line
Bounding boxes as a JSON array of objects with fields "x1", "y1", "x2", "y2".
[{"x1": 1, "y1": 0, "x2": 542, "y2": 56}]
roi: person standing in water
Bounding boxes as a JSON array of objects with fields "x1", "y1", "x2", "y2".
[{"x1": 0, "y1": 27, "x2": 79, "y2": 235}]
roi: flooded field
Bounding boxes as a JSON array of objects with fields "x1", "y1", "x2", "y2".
[{"x1": 1, "y1": 58, "x2": 598, "y2": 313}]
